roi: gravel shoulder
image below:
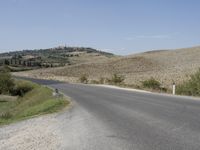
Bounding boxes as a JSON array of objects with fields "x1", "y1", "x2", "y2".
[
  {"x1": 0, "y1": 98, "x2": 133, "y2": 150},
  {"x1": 0, "y1": 112, "x2": 63, "y2": 150},
  {"x1": 0, "y1": 96, "x2": 74, "y2": 150}
]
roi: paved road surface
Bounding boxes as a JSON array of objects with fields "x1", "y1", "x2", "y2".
[{"x1": 18, "y1": 77, "x2": 200, "y2": 150}]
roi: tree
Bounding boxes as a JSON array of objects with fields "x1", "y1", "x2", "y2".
[
  {"x1": 4, "y1": 59, "x2": 10, "y2": 65},
  {"x1": 0, "y1": 71, "x2": 14, "y2": 94}
]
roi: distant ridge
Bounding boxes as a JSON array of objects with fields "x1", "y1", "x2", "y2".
[
  {"x1": 0, "y1": 46, "x2": 115, "y2": 70},
  {"x1": 0, "y1": 46, "x2": 114, "y2": 57}
]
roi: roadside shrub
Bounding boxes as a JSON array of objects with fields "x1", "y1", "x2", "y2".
[
  {"x1": 0, "y1": 71, "x2": 14, "y2": 94},
  {"x1": 107, "y1": 74, "x2": 125, "y2": 84},
  {"x1": 79, "y1": 74, "x2": 88, "y2": 84},
  {"x1": 10, "y1": 81, "x2": 34, "y2": 96},
  {"x1": 177, "y1": 69, "x2": 200, "y2": 96},
  {"x1": 90, "y1": 80, "x2": 100, "y2": 84},
  {"x1": 99, "y1": 77, "x2": 105, "y2": 84},
  {"x1": 142, "y1": 77, "x2": 161, "y2": 90}
]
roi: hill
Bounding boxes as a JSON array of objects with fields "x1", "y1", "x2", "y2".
[
  {"x1": 13, "y1": 46, "x2": 200, "y2": 90},
  {"x1": 0, "y1": 46, "x2": 114, "y2": 70}
]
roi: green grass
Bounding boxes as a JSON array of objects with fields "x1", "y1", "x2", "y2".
[
  {"x1": 0, "y1": 101, "x2": 16, "y2": 113},
  {"x1": 0, "y1": 80, "x2": 69, "y2": 125}
]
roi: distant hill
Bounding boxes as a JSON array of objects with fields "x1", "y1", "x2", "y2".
[
  {"x1": 0, "y1": 46, "x2": 113, "y2": 58},
  {"x1": 0, "y1": 46, "x2": 114, "y2": 70},
  {"x1": 13, "y1": 46, "x2": 200, "y2": 90}
]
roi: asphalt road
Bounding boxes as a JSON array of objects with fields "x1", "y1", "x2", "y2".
[{"x1": 18, "y1": 77, "x2": 200, "y2": 150}]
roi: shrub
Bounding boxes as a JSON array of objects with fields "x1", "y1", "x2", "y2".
[
  {"x1": 177, "y1": 69, "x2": 200, "y2": 96},
  {"x1": 90, "y1": 80, "x2": 100, "y2": 84},
  {"x1": 107, "y1": 74, "x2": 125, "y2": 84},
  {"x1": 0, "y1": 71, "x2": 14, "y2": 94},
  {"x1": 79, "y1": 74, "x2": 88, "y2": 84},
  {"x1": 99, "y1": 77, "x2": 105, "y2": 84},
  {"x1": 10, "y1": 81, "x2": 34, "y2": 96},
  {"x1": 142, "y1": 77, "x2": 161, "y2": 90}
]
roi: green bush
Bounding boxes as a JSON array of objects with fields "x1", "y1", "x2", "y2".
[
  {"x1": 0, "y1": 69, "x2": 33, "y2": 96},
  {"x1": 177, "y1": 69, "x2": 200, "y2": 96},
  {"x1": 142, "y1": 77, "x2": 161, "y2": 90},
  {"x1": 0, "y1": 71, "x2": 14, "y2": 94},
  {"x1": 107, "y1": 74, "x2": 125, "y2": 84},
  {"x1": 10, "y1": 81, "x2": 34, "y2": 96},
  {"x1": 79, "y1": 74, "x2": 88, "y2": 84}
]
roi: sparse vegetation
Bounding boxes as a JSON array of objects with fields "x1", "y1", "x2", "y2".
[
  {"x1": 90, "y1": 80, "x2": 100, "y2": 84},
  {"x1": 177, "y1": 69, "x2": 200, "y2": 96},
  {"x1": 142, "y1": 77, "x2": 161, "y2": 90},
  {"x1": 107, "y1": 74, "x2": 125, "y2": 85},
  {"x1": 90, "y1": 77, "x2": 106, "y2": 84},
  {"x1": 79, "y1": 74, "x2": 88, "y2": 84}
]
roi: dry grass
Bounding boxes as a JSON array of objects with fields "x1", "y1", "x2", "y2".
[{"x1": 13, "y1": 46, "x2": 200, "y2": 90}]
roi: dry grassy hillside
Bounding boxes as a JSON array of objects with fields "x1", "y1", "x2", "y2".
[
  {"x1": 14, "y1": 46, "x2": 200, "y2": 89},
  {"x1": 133, "y1": 46, "x2": 200, "y2": 86}
]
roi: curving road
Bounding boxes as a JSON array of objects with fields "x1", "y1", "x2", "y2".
[{"x1": 18, "y1": 77, "x2": 200, "y2": 150}]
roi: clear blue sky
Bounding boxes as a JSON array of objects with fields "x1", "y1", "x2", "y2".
[{"x1": 0, "y1": 0, "x2": 200, "y2": 55}]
